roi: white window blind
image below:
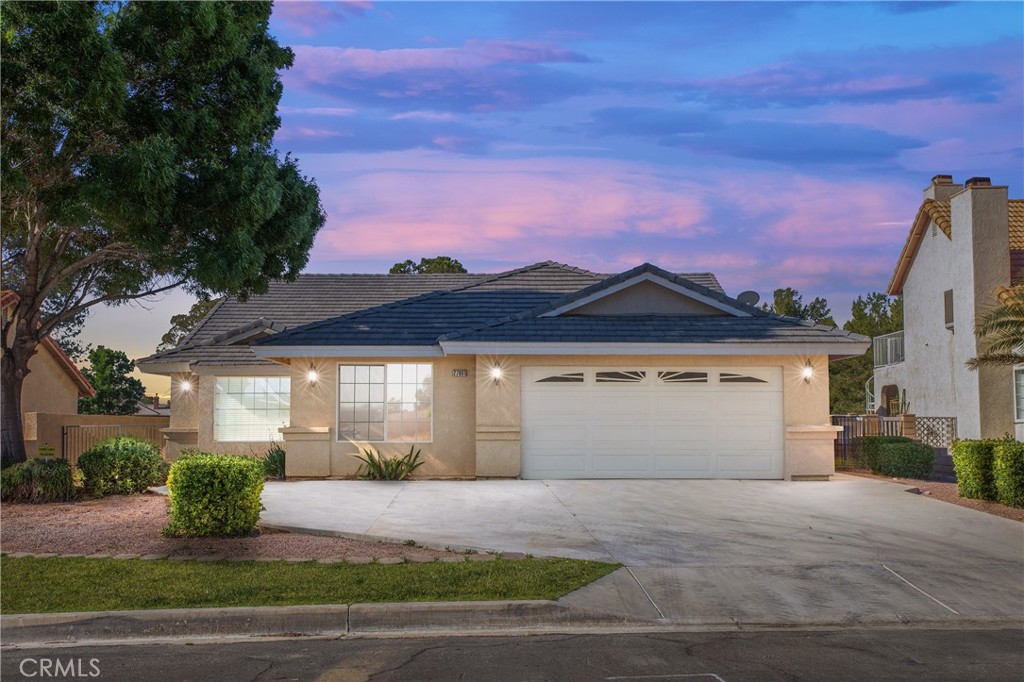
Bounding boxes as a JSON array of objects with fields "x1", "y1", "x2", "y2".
[
  {"x1": 339, "y1": 364, "x2": 432, "y2": 442},
  {"x1": 1015, "y1": 368, "x2": 1024, "y2": 421},
  {"x1": 214, "y1": 377, "x2": 290, "y2": 442}
]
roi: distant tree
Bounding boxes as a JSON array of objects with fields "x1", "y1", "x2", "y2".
[
  {"x1": 828, "y1": 293, "x2": 903, "y2": 414},
  {"x1": 1, "y1": 2, "x2": 324, "y2": 465},
  {"x1": 78, "y1": 346, "x2": 146, "y2": 415},
  {"x1": 762, "y1": 287, "x2": 836, "y2": 326},
  {"x1": 968, "y1": 287, "x2": 1024, "y2": 369},
  {"x1": 156, "y1": 299, "x2": 221, "y2": 352},
  {"x1": 389, "y1": 256, "x2": 468, "y2": 274}
]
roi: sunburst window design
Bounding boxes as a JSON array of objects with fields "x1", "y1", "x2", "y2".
[
  {"x1": 595, "y1": 370, "x2": 646, "y2": 383},
  {"x1": 657, "y1": 371, "x2": 708, "y2": 384},
  {"x1": 536, "y1": 372, "x2": 585, "y2": 383},
  {"x1": 719, "y1": 372, "x2": 768, "y2": 384}
]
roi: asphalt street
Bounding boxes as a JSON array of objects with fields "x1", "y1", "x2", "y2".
[{"x1": 3, "y1": 627, "x2": 1021, "y2": 681}]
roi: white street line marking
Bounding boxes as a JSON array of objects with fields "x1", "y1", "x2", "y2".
[
  {"x1": 625, "y1": 566, "x2": 666, "y2": 620},
  {"x1": 881, "y1": 564, "x2": 960, "y2": 615},
  {"x1": 605, "y1": 674, "x2": 727, "y2": 681}
]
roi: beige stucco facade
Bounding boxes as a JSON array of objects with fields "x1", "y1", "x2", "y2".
[
  {"x1": 160, "y1": 352, "x2": 837, "y2": 480},
  {"x1": 20, "y1": 343, "x2": 81, "y2": 417}
]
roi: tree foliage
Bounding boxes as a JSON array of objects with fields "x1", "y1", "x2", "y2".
[
  {"x1": 968, "y1": 286, "x2": 1024, "y2": 369},
  {"x1": 1, "y1": 2, "x2": 324, "y2": 464},
  {"x1": 829, "y1": 293, "x2": 903, "y2": 414},
  {"x1": 389, "y1": 256, "x2": 468, "y2": 275},
  {"x1": 762, "y1": 287, "x2": 836, "y2": 326},
  {"x1": 157, "y1": 298, "x2": 221, "y2": 352},
  {"x1": 78, "y1": 346, "x2": 146, "y2": 416}
]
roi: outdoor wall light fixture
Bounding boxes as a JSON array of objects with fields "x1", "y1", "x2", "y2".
[
  {"x1": 306, "y1": 369, "x2": 319, "y2": 383},
  {"x1": 801, "y1": 362, "x2": 814, "y2": 384},
  {"x1": 490, "y1": 366, "x2": 504, "y2": 381},
  {"x1": 179, "y1": 379, "x2": 193, "y2": 393}
]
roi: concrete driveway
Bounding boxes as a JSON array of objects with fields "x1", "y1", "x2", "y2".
[{"x1": 261, "y1": 476, "x2": 1024, "y2": 626}]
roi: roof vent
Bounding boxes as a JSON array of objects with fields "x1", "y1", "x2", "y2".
[
  {"x1": 931, "y1": 174, "x2": 954, "y2": 185},
  {"x1": 736, "y1": 291, "x2": 760, "y2": 307},
  {"x1": 964, "y1": 177, "x2": 991, "y2": 188}
]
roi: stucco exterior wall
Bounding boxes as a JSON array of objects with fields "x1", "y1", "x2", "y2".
[
  {"x1": 880, "y1": 184, "x2": 1014, "y2": 439},
  {"x1": 156, "y1": 353, "x2": 835, "y2": 480},
  {"x1": 283, "y1": 355, "x2": 477, "y2": 478},
  {"x1": 20, "y1": 344, "x2": 80, "y2": 417},
  {"x1": 23, "y1": 412, "x2": 168, "y2": 459}
]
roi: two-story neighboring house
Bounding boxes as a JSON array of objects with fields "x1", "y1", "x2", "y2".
[{"x1": 872, "y1": 175, "x2": 1023, "y2": 441}]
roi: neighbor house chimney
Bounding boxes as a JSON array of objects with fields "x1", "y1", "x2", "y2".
[
  {"x1": 964, "y1": 176, "x2": 992, "y2": 188},
  {"x1": 924, "y1": 174, "x2": 963, "y2": 201}
]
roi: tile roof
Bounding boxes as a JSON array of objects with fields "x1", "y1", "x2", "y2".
[
  {"x1": 140, "y1": 262, "x2": 727, "y2": 368},
  {"x1": 439, "y1": 315, "x2": 866, "y2": 345},
  {"x1": 258, "y1": 262, "x2": 864, "y2": 352},
  {"x1": 1010, "y1": 200, "x2": 1024, "y2": 285},
  {"x1": 890, "y1": 195, "x2": 1024, "y2": 294}
]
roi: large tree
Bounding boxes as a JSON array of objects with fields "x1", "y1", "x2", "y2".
[
  {"x1": 390, "y1": 256, "x2": 468, "y2": 275},
  {"x1": 156, "y1": 298, "x2": 221, "y2": 352},
  {"x1": 1, "y1": 2, "x2": 325, "y2": 465},
  {"x1": 78, "y1": 346, "x2": 146, "y2": 416},
  {"x1": 829, "y1": 293, "x2": 903, "y2": 414},
  {"x1": 761, "y1": 287, "x2": 836, "y2": 326}
]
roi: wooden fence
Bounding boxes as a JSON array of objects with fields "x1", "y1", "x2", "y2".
[{"x1": 61, "y1": 424, "x2": 166, "y2": 468}]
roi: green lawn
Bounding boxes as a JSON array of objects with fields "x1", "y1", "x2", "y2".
[{"x1": 0, "y1": 555, "x2": 619, "y2": 614}]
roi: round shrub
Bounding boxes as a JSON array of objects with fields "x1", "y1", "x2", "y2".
[
  {"x1": 0, "y1": 458, "x2": 75, "y2": 503},
  {"x1": 872, "y1": 441, "x2": 935, "y2": 479},
  {"x1": 951, "y1": 439, "x2": 999, "y2": 500},
  {"x1": 164, "y1": 453, "x2": 265, "y2": 537},
  {"x1": 993, "y1": 441, "x2": 1024, "y2": 509},
  {"x1": 78, "y1": 436, "x2": 167, "y2": 498}
]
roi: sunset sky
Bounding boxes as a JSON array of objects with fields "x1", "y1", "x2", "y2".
[{"x1": 80, "y1": 1, "x2": 1024, "y2": 396}]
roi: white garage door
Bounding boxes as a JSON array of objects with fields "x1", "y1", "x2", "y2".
[{"x1": 521, "y1": 366, "x2": 784, "y2": 479}]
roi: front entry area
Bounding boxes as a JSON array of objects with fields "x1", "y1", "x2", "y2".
[{"x1": 520, "y1": 366, "x2": 784, "y2": 479}]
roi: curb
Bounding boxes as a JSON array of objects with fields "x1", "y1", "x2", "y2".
[{"x1": 0, "y1": 601, "x2": 645, "y2": 645}]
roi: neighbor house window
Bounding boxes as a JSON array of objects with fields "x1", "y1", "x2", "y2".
[
  {"x1": 944, "y1": 289, "x2": 954, "y2": 329},
  {"x1": 338, "y1": 364, "x2": 432, "y2": 442},
  {"x1": 214, "y1": 377, "x2": 290, "y2": 441},
  {"x1": 1015, "y1": 368, "x2": 1024, "y2": 422}
]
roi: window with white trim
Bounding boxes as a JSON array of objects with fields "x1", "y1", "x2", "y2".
[
  {"x1": 1015, "y1": 367, "x2": 1024, "y2": 421},
  {"x1": 214, "y1": 377, "x2": 290, "y2": 441},
  {"x1": 339, "y1": 364, "x2": 433, "y2": 442}
]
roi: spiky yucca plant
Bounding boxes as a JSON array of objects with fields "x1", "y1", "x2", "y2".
[{"x1": 967, "y1": 286, "x2": 1024, "y2": 369}]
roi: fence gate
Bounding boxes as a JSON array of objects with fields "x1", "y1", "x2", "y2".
[
  {"x1": 831, "y1": 415, "x2": 904, "y2": 468},
  {"x1": 61, "y1": 424, "x2": 165, "y2": 468}
]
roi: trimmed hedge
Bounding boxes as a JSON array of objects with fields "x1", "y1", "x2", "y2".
[
  {"x1": 78, "y1": 436, "x2": 168, "y2": 498},
  {"x1": 873, "y1": 442, "x2": 935, "y2": 479},
  {"x1": 164, "y1": 453, "x2": 265, "y2": 537},
  {"x1": 859, "y1": 435, "x2": 913, "y2": 471},
  {"x1": 951, "y1": 439, "x2": 1000, "y2": 500},
  {"x1": 0, "y1": 458, "x2": 75, "y2": 503},
  {"x1": 993, "y1": 441, "x2": 1024, "y2": 508}
]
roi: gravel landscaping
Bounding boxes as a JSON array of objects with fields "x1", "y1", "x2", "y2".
[
  {"x1": 844, "y1": 471, "x2": 1024, "y2": 522},
  {"x1": 0, "y1": 493, "x2": 461, "y2": 561}
]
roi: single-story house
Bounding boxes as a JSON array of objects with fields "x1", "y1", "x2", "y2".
[{"x1": 138, "y1": 262, "x2": 868, "y2": 480}]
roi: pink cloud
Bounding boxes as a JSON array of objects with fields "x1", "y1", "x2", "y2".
[
  {"x1": 311, "y1": 156, "x2": 709, "y2": 260},
  {"x1": 273, "y1": 1, "x2": 372, "y2": 37},
  {"x1": 290, "y1": 40, "x2": 590, "y2": 80}
]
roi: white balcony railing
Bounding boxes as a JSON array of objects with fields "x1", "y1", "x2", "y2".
[{"x1": 873, "y1": 330, "x2": 905, "y2": 367}]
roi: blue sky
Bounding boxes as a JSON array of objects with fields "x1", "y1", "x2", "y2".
[{"x1": 80, "y1": 1, "x2": 1024, "y2": 396}]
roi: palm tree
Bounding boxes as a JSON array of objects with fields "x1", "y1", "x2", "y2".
[{"x1": 967, "y1": 286, "x2": 1024, "y2": 369}]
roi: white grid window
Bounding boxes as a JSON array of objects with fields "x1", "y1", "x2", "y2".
[
  {"x1": 214, "y1": 377, "x2": 290, "y2": 442},
  {"x1": 339, "y1": 364, "x2": 432, "y2": 442},
  {"x1": 1015, "y1": 368, "x2": 1024, "y2": 421}
]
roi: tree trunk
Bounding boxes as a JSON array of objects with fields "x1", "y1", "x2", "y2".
[{"x1": 1, "y1": 343, "x2": 32, "y2": 467}]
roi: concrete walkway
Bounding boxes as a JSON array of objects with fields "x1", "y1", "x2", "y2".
[{"x1": 261, "y1": 476, "x2": 1024, "y2": 626}]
